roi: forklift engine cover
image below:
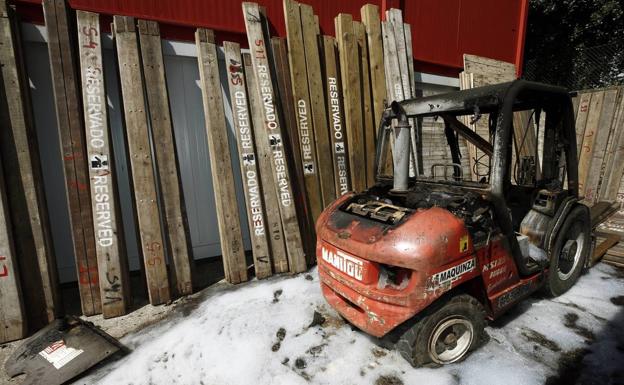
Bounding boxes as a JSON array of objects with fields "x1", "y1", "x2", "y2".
[{"x1": 316, "y1": 189, "x2": 487, "y2": 337}]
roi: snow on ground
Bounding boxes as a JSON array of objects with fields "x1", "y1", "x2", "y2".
[{"x1": 77, "y1": 264, "x2": 624, "y2": 385}]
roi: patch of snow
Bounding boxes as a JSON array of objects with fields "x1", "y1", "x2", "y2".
[{"x1": 77, "y1": 264, "x2": 624, "y2": 385}]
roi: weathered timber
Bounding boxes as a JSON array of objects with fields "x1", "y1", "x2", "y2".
[
  {"x1": 138, "y1": 19, "x2": 193, "y2": 295},
  {"x1": 335, "y1": 13, "x2": 365, "y2": 192},
  {"x1": 0, "y1": 0, "x2": 60, "y2": 327},
  {"x1": 322, "y1": 35, "x2": 351, "y2": 196},
  {"x1": 77, "y1": 11, "x2": 130, "y2": 317},
  {"x1": 360, "y1": 4, "x2": 386, "y2": 130},
  {"x1": 242, "y1": 2, "x2": 307, "y2": 273},
  {"x1": 195, "y1": 28, "x2": 248, "y2": 283},
  {"x1": 300, "y1": 3, "x2": 335, "y2": 205},
  {"x1": 224, "y1": 41, "x2": 272, "y2": 279},
  {"x1": 243, "y1": 52, "x2": 290, "y2": 273},
  {"x1": 43, "y1": 0, "x2": 100, "y2": 315},
  {"x1": 114, "y1": 15, "x2": 170, "y2": 303}
]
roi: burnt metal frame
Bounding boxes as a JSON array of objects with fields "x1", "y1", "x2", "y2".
[{"x1": 375, "y1": 80, "x2": 578, "y2": 276}]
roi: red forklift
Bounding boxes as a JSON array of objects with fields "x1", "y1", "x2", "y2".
[{"x1": 316, "y1": 80, "x2": 591, "y2": 366}]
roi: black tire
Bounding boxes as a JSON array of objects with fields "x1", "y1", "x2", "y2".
[
  {"x1": 544, "y1": 205, "x2": 590, "y2": 297},
  {"x1": 395, "y1": 294, "x2": 485, "y2": 367}
]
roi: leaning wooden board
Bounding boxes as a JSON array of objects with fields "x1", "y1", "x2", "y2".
[
  {"x1": 360, "y1": 4, "x2": 386, "y2": 131},
  {"x1": 335, "y1": 13, "x2": 366, "y2": 193},
  {"x1": 283, "y1": 0, "x2": 323, "y2": 219},
  {"x1": 195, "y1": 29, "x2": 248, "y2": 283},
  {"x1": 242, "y1": 2, "x2": 307, "y2": 273},
  {"x1": 138, "y1": 19, "x2": 194, "y2": 295},
  {"x1": 224, "y1": 41, "x2": 273, "y2": 279},
  {"x1": 77, "y1": 10, "x2": 130, "y2": 317},
  {"x1": 322, "y1": 35, "x2": 351, "y2": 196},
  {"x1": 1, "y1": 0, "x2": 59, "y2": 327},
  {"x1": 114, "y1": 15, "x2": 170, "y2": 304},
  {"x1": 43, "y1": 0, "x2": 101, "y2": 315},
  {"x1": 0, "y1": 157, "x2": 26, "y2": 342},
  {"x1": 270, "y1": 37, "x2": 315, "y2": 264},
  {"x1": 299, "y1": 3, "x2": 335, "y2": 205},
  {"x1": 354, "y1": 21, "x2": 376, "y2": 187},
  {"x1": 244, "y1": 52, "x2": 289, "y2": 273}
]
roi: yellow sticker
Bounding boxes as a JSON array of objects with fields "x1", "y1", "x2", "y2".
[{"x1": 459, "y1": 235, "x2": 469, "y2": 252}]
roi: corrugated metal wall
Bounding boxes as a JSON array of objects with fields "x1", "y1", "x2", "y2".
[{"x1": 14, "y1": 0, "x2": 528, "y2": 75}]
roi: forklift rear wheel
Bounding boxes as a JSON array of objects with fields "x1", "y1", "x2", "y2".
[
  {"x1": 395, "y1": 294, "x2": 485, "y2": 367},
  {"x1": 544, "y1": 205, "x2": 590, "y2": 297}
]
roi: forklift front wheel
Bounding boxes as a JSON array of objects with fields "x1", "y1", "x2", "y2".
[{"x1": 395, "y1": 294, "x2": 485, "y2": 367}]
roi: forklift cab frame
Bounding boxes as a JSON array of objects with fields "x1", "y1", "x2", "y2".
[{"x1": 375, "y1": 80, "x2": 581, "y2": 276}]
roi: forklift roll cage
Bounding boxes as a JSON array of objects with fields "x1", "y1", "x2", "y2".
[{"x1": 374, "y1": 79, "x2": 579, "y2": 276}]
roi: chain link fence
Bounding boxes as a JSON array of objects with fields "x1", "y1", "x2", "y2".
[{"x1": 523, "y1": 42, "x2": 624, "y2": 90}]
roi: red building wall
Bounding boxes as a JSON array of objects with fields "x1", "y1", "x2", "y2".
[{"x1": 14, "y1": 0, "x2": 528, "y2": 76}]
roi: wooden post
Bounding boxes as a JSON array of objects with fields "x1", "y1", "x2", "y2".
[
  {"x1": 242, "y1": 2, "x2": 307, "y2": 273},
  {"x1": 243, "y1": 52, "x2": 289, "y2": 273},
  {"x1": 300, "y1": 3, "x2": 335, "y2": 205},
  {"x1": 335, "y1": 13, "x2": 365, "y2": 192},
  {"x1": 0, "y1": 158, "x2": 26, "y2": 342},
  {"x1": 322, "y1": 36, "x2": 351, "y2": 196},
  {"x1": 224, "y1": 41, "x2": 272, "y2": 279},
  {"x1": 270, "y1": 37, "x2": 314, "y2": 265},
  {"x1": 361, "y1": 4, "x2": 386, "y2": 131},
  {"x1": 43, "y1": 0, "x2": 101, "y2": 315},
  {"x1": 114, "y1": 16, "x2": 170, "y2": 304},
  {"x1": 195, "y1": 29, "x2": 248, "y2": 283},
  {"x1": 76, "y1": 11, "x2": 130, "y2": 318},
  {"x1": 354, "y1": 21, "x2": 376, "y2": 187},
  {"x1": 138, "y1": 20, "x2": 193, "y2": 296},
  {"x1": 0, "y1": 0, "x2": 60, "y2": 327},
  {"x1": 282, "y1": 0, "x2": 323, "y2": 219}
]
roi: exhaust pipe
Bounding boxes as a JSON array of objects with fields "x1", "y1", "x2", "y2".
[{"x1": 390, "y1": 102, "x2": 411, "y2": 193}]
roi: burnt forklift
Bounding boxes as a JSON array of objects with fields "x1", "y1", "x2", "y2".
[{"x1": 315, "y1": 80, "x2": 590, "y2": 366}]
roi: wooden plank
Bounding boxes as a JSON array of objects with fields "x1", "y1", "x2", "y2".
[
  {"x1": 463, "y1": 54, "x2": 516, "y2": 77},
  {"x1": 386, "y1": 9, "x2": 411, "y2": 99},
  {"x1": 578, "y1": 91, "x2": 605, "y2": 195},
  {"x1": 243, "y1": 52, "x2": 289, "y2": 273},
  {"x1": 583, "y1": 89, "x2": 618, "y2": 204},
  {"x1": 300, "y1": 3, "x2": 335, "y2": 205},
  {"x1": 335, "y1": 13, "x2": 365, "y2": 192},
  {"x1": 114, "y1": 16, "x2": 170, "y2": 303},
  {"x1": 224, "y1": 41, "x2": 272, "y2": 279},
  {"x1": 354, "y1": 21, "x2": 376, "y2": 187},
  {"x1": 599, "y1": 88, "x2": 624, "y2": 200},
  {"x1": 270, "y1": 37, "x2": 315, "y2": 265},
  {"x1": 138, "y1": 19, "x2": 193, "y2": 296},
  {"x1": 195, "y1": 29, "x2": 248, "y2": 283},
  {"x1": 574, "y1": 92, "x2": 593, "y2": 157},
  {"x1": 43, "y1": 0, "x2": 101, "y2": 315},
  {"x1": 361, "y1": 4, "x2": 386, "y2": 129},
  {"x1": 77, "y1": 11, "x2": 130, "y2": 317},
  {"x1": 0, "y1": 0, "x2": 60, "y2": 327},
  {"x1": 242, "y1": 2, "x2": 307, "y2": 273},
  {"x1": 282, "y1": 0, "x2": 323, "y2": 220},
  {"x1": 0, "y1": 157, "x2": 26, "y2": 342},
  {"x1": 322, "y1": 35, "x2": 351, "y2": 196},
  {"x1": 591, "y1": 234, "x2": 621, "y2": 266}
]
